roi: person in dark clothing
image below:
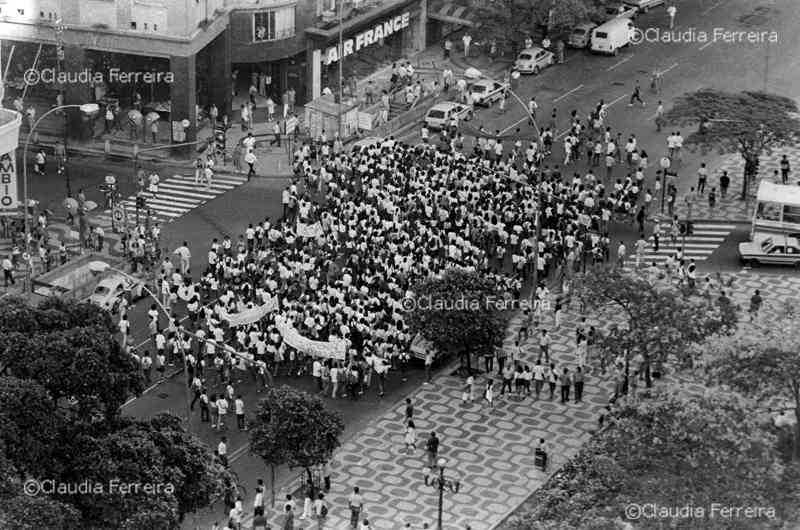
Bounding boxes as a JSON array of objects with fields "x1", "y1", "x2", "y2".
[{"x1": 560, "y1": 367, "x2": 571, "y2": 403}]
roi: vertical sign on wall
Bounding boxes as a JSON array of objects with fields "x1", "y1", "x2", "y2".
[
  {"x1": 0, "y1": 150, "x2": 18, "y2": 209},
  {"x1": 312, "y1": 49, "x2": 322, "y2": 100}
]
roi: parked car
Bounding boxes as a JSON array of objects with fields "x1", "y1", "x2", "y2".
[
  {"x1": 738, "y1": 235, "x2": 800, "y2": 268},
  {"x1": 89, "y1": 274, "x2": 145, "y2": 313},
  {"x1": 423, "y1": 101, "x2": 473, "y2": 130},
  {"x1": 623, "y1": 0, "x2": 665, "y2": 13},
  {"x1": 514, "y1": 46, "x2": 554, "y2": 75},
  {"x1": 590, "y1": 18, "x2": 635, "y2": 55},
  {"x1": 604, "y1": 2, "x2": 638, "y2": 19},
  {"x1": 469, "y1": 79, "x2": 509, "y2": 107},
  {"x1": 568, "y1": 23, "x2": 597, "y2": 48},
  {"x1": 349, "y1": 136, "x2": 382, "y2": 154}
]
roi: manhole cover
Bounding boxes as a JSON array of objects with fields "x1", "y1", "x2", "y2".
[{"x1": 158, "y1": 392, "x2": 170, "y2": 399}]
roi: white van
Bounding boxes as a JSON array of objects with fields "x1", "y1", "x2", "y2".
[{"x1": 590, "y1": 18, "x2": 635, "y2": 55}]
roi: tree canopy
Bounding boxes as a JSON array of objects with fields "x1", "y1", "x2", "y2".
[
  {"x1": 473, "y1": 0, "x2": 602, "y2": 51},
  {"x1": 575, "y1": 271, "x2": 737, "y2": 384},
  {"x1": 663, "y1": 90, "x2": 800, "y2": 197},
  {"x1": 250, "y1": 385, "x2": 344, "y2": 492},
  {"x1": 508, "y1": 382, "x2": 794, "y2": 529},
  {"x1": 0, "y1": 297, "x2": 226, "y2": 529},
  {"x1": 406, "y1": 268, "x2": 509, "y2": 372},
  {"x1": 0, "y1": 296, "x2": 143, "y2": 421},
  {"x1": 701, "y1": 302, "x2": 800, "y2": 460}
]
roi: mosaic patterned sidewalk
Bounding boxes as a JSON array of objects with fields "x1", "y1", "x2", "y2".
[
  {"x1": 243, "y1": 269, "x2": 800, "y2": 530},
  {"x1": 671, "y1": 147, "x2": 800, "y2": 222}
]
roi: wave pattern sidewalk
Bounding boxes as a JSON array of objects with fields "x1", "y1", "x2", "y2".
[{"x1": 673, "y1": 147, "x2": 800, "y2": 222}]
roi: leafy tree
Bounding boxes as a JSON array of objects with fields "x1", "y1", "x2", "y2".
[
  {"x1": 0, "y1": 297, "x2": 143, "y2": 420},
  {"x1": 473, "y1": 0, "x2": 602, "y2": 53},
  {"x1": 0, "y1": 377, "x2": 65, "y2": 478},
  {"x1": 508, "y1": 382, "x2": 789, "y2": 529},
  {"x1": 0, "y1": 495, "x2": 83, "y2": 530},
  {"x1": 575, "y1": 271, "x2": 736, "y2": 386},
  {"x1": 407, "y1": 268, "x2": 509, "y2": 374},
  {"x1": 663, "y1": 90, "x2": 800, "y2": 199},
  {"x1": 702, "y1": 303, "x2": 800, "y2": 460},
  {"x1": 61, "y1": 414, "x2": 226, "y2": 528},
  {"x1": 250, "y1": 386, "x2": 344, "y2": 494}
]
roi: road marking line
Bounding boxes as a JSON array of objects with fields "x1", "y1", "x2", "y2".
[
  {"x1": 608, "y1": 93, "x2": 628, "y2": 107},
  {"x1": 499, "y1": 116, "x2": 529, "y2": 135},
  {"x1": 659, "y1": 62, "x2": 679, "y2": 75},
  {"x1": 606, "y1": 56, "x2": 633, "y2": 71},
  {"x1": 702, "y1": 0, "x2": 724, "y2": 15},
  {"x1": 553, "y1": 84, "x2": 584, "y2": 103},
  {"x1": 698, "y1": 40, "x2": 714, "y2": 51}
]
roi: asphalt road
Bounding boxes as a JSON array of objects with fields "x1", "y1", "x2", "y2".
[{"x1": 84, "y1": 0, "x2": 800, "y2": 524}]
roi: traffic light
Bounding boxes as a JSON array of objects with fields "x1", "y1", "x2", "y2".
[
  {"x1": 136, "y1": 195, "x2": 146, "y2": 210},
  {"x1": 214, "y1": 126, "x2": 226, "y2": 158}
]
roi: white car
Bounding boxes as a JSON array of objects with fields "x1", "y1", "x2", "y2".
[
  {"x1": 514, "y1": 47, "x2": 554, "y2": 75},
  {"x1": 738, "y1": 235, "x2": 800, "y2": 268},
  {"x1": 423, "y1": 102, "x2": 473, "y2": 130},
  {"x1": 89, "y1": 274, "x2": 145, "y2": 313},
  {"x1": 349, "y1": 136, "x2": 382, "y2": 154},
  {"x1": 568, "y1": 23, "x2": 597, "y2": 48},
  {"x1": 469, "y1": 79, "x2": 509, "y2": 107},
  {"x1": 623, "y1": 0, "x2": 664, "y2": 13}
]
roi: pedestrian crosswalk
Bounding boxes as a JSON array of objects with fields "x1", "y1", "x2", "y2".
[
  {"x1": 94, "y1": 172, "x2": 249, "y2": 226},
  {"x1": 627, "y1": 222, "x2": 735, "y2": 268}
]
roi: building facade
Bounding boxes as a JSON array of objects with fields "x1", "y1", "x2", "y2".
[{"x1": 0, "y1": 0, "x2": 432, "y2": 140}]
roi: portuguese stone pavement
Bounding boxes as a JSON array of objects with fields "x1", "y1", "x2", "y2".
[
  {"x1": 243, "y1": 267, "x2": 800, "y2": 530},
  {"x1": 670, "y1": 146, "x2": 800, "y2": 223}
]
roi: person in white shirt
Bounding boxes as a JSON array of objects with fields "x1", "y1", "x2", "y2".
[
  {"x1": 235, "y1": 395, "x2": 246, "y2": 430},
  {"x1": 217, "y1": 436, "x2": 229, "y2": 467},
  {"x1": 174, "y1": 242, "x2": 191, "y2": 274},
  {"x1": 667, "y1": 4, "x2": 676, "y2": 28},
  {"x1": 216, "y1": 396, "x2": 229, "y2": 430}
]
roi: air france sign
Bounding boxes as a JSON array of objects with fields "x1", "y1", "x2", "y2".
[{"x1": 322, "y1": 12, "x2": 410, "y2": 65}]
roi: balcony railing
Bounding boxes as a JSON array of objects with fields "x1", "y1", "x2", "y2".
[{"x1": 313, "y1": 0, "x2": 395, "y2": 29}]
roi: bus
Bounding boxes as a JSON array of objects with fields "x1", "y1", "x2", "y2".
[{"x1": 752, "y1": 181, "x2": 800, "y2": 238}]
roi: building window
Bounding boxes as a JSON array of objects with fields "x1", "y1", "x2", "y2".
[
  {"x1": 130, "y1": 21, "x2": 137, "y2": 29},
  {"x1": 144, "y1": 22, "x2": 148, "y2": 29},
  {"x1": 17, "y1": 8, "x2": 24, "y2": 15},
  {"x1": 154, "y1": 24, "x2": 158, "y2": 31},
  {"x1": 40, "y1": 11, "x2": 44, "y2": 17},
  {"x1": 253, "y1": 7, "x2": 296, "y2": 42}
]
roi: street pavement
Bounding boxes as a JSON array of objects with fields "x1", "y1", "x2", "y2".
[{"x1": 213, "y1": 266, "x2": 800, "y2": 530}]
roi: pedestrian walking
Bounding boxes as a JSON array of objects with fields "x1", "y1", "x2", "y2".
[
  {"x1": 235, "y1": 394, "x2": 246, "y2": 430},
  {"x1": 484, "y1": 379, "x2": 495, "y2": 408},
  {"x1": 347, "y1": 487, "x2": 364, "y2": 529},
  {"x1": 720, "y1": 170, "x2": 730, "y2": 198},
  {"x1": 245, "y1": 150, "x2": 257, "y2": 180},
  {"x1": 271, "y1": 120, "x2": 282, "y2": 147},
  {"x1": 425, "y1": 432, "x2": 440, "y2": 468},
  {"x1": 560, "y1": 367, "x2": 571, "y2": 403},
  {"x1": 404, "y1": 420, "x2": 417, "y2": 453},
  {"x1": 461, "y1": 375, "x2": 474, "y2": 404},
  {"x1": 781, "y1": 154, "x2": 790, "y2": 184},
  {"x1": 217, "y1": 436, "x2": 229, "y2": 467},
  {"x1": 667, "y1": 4, "x2": 677, "y2": 29},
  {"x1": 749, "y1": 289, "x2": 763, "y2": 321},
  {"x1": 628, "y1": 82, "x2": 645, "y2": 106},
  {"x1": 574, "y1": 367, "x2": 585, "y2": 402},
  {"x1": 462, "y1": 32, "x2": 472, "y2": 57},
  {"x1": 547, "y1": 363, "x2": 557, "y2": 400},
  {"x1": 697, "y1": 163, "x2": 708, "y2": 195}
]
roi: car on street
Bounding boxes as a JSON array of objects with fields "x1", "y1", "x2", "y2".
[
  {"x1": 469, "y1": 79, "x2": 509, "y2": 107},
  {"x1": 568, "y1": 23, "x2": 597, "y2": 48},
  {"x1": 591, "y1": 17, "x2": 636, "y2": 54},
  {"x1": 514, "y1": 46, "x2": 554, "y2": 75},
  {"x1": 88, "y1": 274, "x2": 146, "y2": 313},
  {"x1": 349, "y1": 136, "x2": 382, "y2": 154},
  {"x1": 604, "y1": 2, "x2": 638, "y2": 19},
  {"x1": 738, "y1": 235, "x2": 800, "y2": 268},
  {"x1": 623, "y1": 0, "x2": 665, "y2": 13},
  {"x1": 423, "y1": 101, "x2": 473, "y2": 130}
]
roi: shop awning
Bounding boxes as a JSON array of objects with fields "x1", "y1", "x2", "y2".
[{"x1": 428, "y1": 1, "x2": 476, "y2": 27}]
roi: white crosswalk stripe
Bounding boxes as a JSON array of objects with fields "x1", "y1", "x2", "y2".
[
  {"x1": 95, "y1": 173, "x2": 248, "y2": 226},
  {"x1": 624, "y1": 223, "x2": 735, "y2": 270}
]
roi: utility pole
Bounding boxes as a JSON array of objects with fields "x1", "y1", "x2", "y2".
[
  {"x1": 337, "y1": 0, "x2": 344, "y2": 139},
  {"x1": 55, "y1": 19, "x2": 70, "y2": 196}
]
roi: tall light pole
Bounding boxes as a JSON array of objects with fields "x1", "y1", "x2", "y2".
[
  {"x1": 337, "y1": 0, "x2": 344, "y2": 138},
  {"x1": 22, "y1": 103, "x2": 99, "y2": 291},
  {"x1": 424, "y1": 458, "x2": 460, "y2": 530},
  {"x1": 89, "y1": 260, "x2": 194, "y2": 433}
]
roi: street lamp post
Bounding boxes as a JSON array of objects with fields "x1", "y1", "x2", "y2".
[
  {"x1": 424, "y1": 458, "x2": 460, "y2": 530},
  {"x1": 22, "y1": 103, "x2": 99, "y2": 291},
  {"x1": 89, "y1": 260, "x2": 194, "y2": 434}
]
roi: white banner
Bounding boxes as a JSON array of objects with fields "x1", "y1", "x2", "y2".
[
  {"x1": 0, "y1": 150, "x2": 18, "y2": 209},
  {"x1": 410, "y1": 333, "x2": 436, "y2": 358},
  {"x1": 220, "y1": 296, "x2": 279, "y2": 327},
  {"x1": 275, "y1": 316, "x2": 347, "y2": 360},
  {"x1": 296, "y1": 220, "x2": 324, "y2": 238},
  {"x1": 358, "y1": 112, "x2": 374, "y2": 131}
]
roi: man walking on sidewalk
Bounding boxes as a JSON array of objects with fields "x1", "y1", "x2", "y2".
[{"x1": 271, "y1": 121, "x2": 282, "y2": 147}]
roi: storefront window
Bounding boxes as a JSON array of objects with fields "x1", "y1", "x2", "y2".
[{"x1": 253, "y1": 7, "x2": 296, "y2": 42}]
